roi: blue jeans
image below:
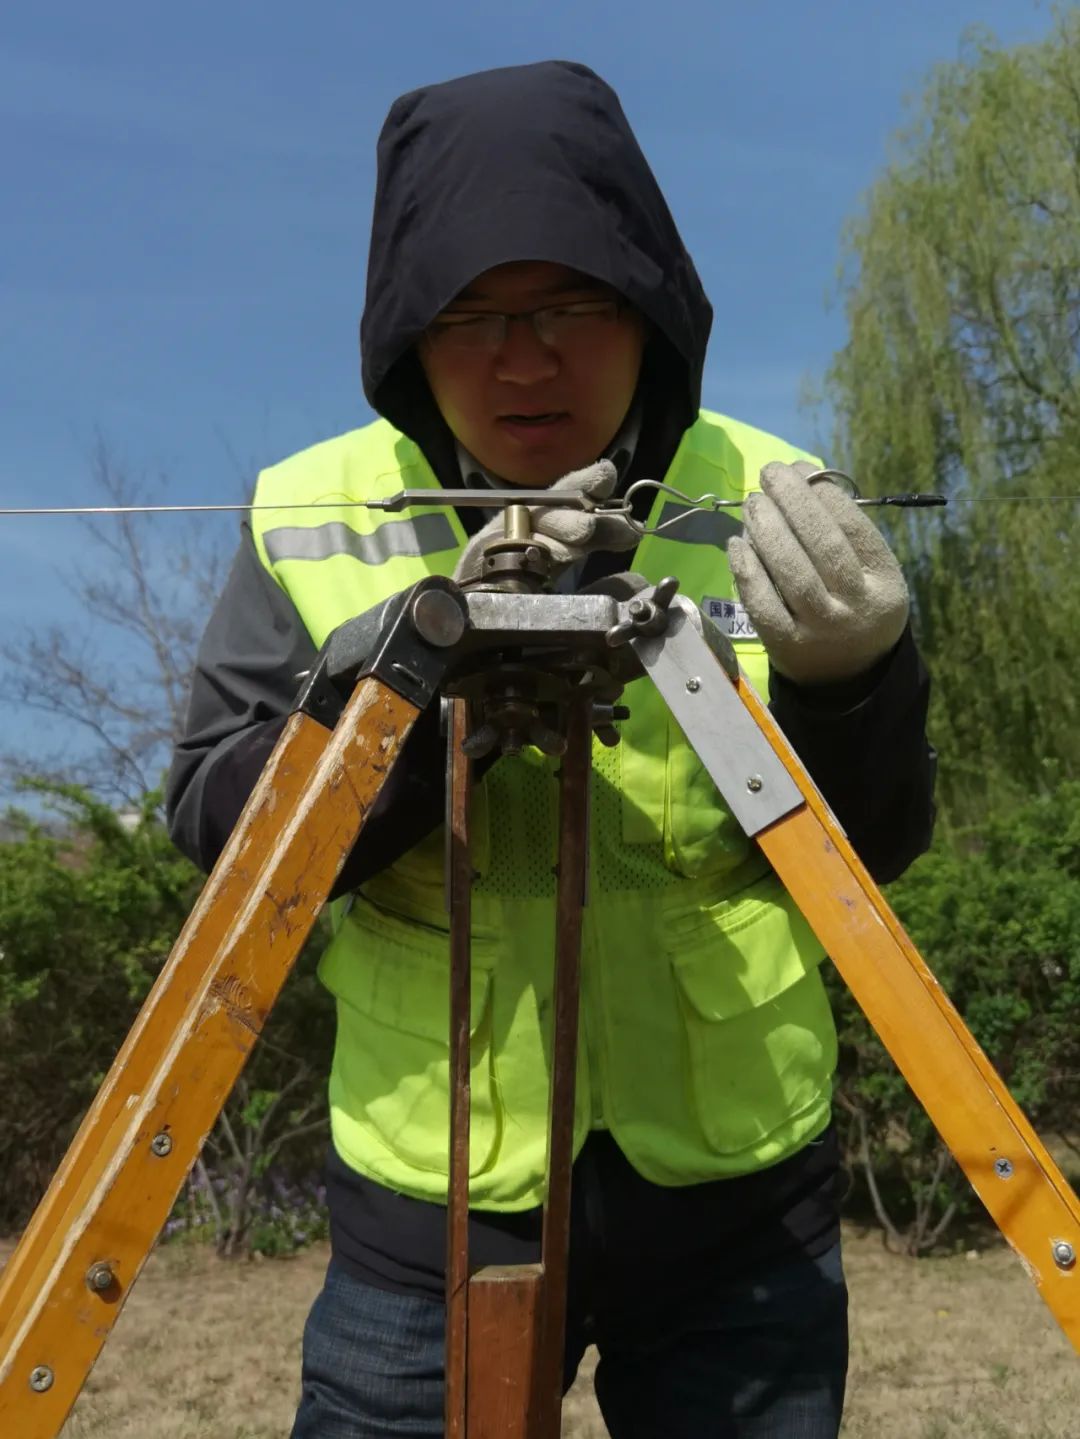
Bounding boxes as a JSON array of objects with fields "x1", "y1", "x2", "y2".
[{"x1": 290, "y1": 1241, "x2": 848, "y2": 1437}]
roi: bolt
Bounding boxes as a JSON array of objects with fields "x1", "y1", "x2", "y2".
[
  {"x1": 29, "y1": 1366, "x2": 54, "y2": 1393},
  {"x1": 628, "y1": 599, "x2": 648, "y2": 618},
  {"x1": 86, "y1": 1262, "x2": 115, "y2": 1293},
  {"x1": 1052, "y1": 1240, "x2": 1076, "y2": 1270},
  {"x1": 653, "y1": 576, "x2": 679, "y2": 609},
  {"x1": 150, "y1": 1132, "x2": 173, "y2": 1158},
  {"x1": 994, "y1": 1156, "x2": 1014, "y2": 1179},
  {"x1": 685, "y1": 677, "x2": 701, "y2": 693},
  {"x1": 746, "y1": 775, "x2": 764, "y2": 793},
  {"x1": 410, "y1": 589, "x2": 466, "y2": 648}
]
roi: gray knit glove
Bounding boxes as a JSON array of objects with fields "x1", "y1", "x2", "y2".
[
  {"x1": 727, "y1": 461, "x2": 910, "y2": 684},
  {"x1": 453, "y1": 460, "x2": 639, "y2": 584}
]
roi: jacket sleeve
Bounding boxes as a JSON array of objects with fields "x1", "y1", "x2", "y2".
[
  {"x1": 165, "y1": 527, "x2": 453, "y2": 893},
  {"x1": 766, "y1": 624, "x2": 936, "y2": 884}
]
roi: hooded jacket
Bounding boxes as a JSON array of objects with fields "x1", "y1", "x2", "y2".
[
  {"x1": 165, "y1": 56, "x2": 934, "y2": 1292},
  {"x1": 166, "y1": 62, "x2": 933, "y2": 892}
]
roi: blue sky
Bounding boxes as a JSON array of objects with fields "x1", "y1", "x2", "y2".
[{"x1": 0, "y1": 0, "x2": 1056, "y2": 757}]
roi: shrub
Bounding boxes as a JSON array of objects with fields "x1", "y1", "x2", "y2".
[
  {"x1": 0, "y1": 783, "x2": 334, "y2": 1254},
  {"x1": 831, "y1": 782, "x2": 1080, "y2": 1251}
]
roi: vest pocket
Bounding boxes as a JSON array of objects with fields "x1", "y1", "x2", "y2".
[
  {"x1": 667, "y1": 880, "x2": 834, "y2": 1156},
  {"x1": 320, "y1": 899, "x2": 499, "y2": 1178}
]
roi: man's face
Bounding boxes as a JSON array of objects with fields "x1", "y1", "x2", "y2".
[{"x1": 417, "y1": 261, "x2": 647, "y2": 487}]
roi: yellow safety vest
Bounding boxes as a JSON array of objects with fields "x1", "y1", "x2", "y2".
[{"x1": 251, "y1": 411, "x2": 836, "y2": 1209}]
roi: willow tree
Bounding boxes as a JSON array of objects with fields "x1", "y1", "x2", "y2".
[{"x1": 827, "y1": 14, "x2": 1080, "y2": 833}]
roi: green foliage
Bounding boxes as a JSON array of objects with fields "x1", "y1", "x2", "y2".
[
  {"x1": 830, "y1": 782, "x2": 1080, "y2": 1251},
  {"x1": 0, "y1": 784, "x2": 198, "y2": 1228},
  {"x1": 826, "y1": 12, "x2": 1080, "y2": 831},
  {"x1": 0, "y1": 782, "x2": 334, "y2": 1246},
  {"x1": 824, "y1": 9, "x2": 1080, "y2": 1250},
  {"x1": 167, "y1": 1153, "x2": 330, "y2": 1258}
]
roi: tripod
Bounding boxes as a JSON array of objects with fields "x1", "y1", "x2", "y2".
[{"x1": 1, "y1": 508, "x2": 1078, "y2": 1439}]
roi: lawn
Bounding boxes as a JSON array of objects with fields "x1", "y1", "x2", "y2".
[{"x1": 30, "y1": 1224, "x2": 1075, "y2": 1437}]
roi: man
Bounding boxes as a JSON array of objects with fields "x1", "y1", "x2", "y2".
[{"x1": 167, "y1": 60, "x2": 934, "y2": 1438}]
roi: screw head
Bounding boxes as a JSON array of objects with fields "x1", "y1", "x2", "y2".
[
  {"x1": 746, "y1": 775, "x2": 764, "y2": 794},
  {"x1": 86, "y1": 1261, "x2": 115, "y2": 1293},
  {"x1": 994, "y1": 1157, "x2": 1014, "y2": 1179},
  {"x1": 685, "y1": 677, "x2": 701, "y2": 693},
  {"x1": 29, "y1": 1365, "x2": 54, "y2": 1393},
  {"x1": 1052, "y1": 1240, "x2": 1076, "y2": 1270},
  {"x1": 150, "y1": 1132, "x2": 173, "y2": 1157}
]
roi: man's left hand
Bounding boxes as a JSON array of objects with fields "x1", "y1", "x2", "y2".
[{"x1": 727, "y1": 461, "x2": 910, "y2": 685}]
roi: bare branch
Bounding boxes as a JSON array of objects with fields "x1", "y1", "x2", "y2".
[
  {"x1": 0, "y1": 439, "x2": 234, "y2": 803},
  {"x1": 837, "y1": 1094, "x2": 905, "y2": 1253}
]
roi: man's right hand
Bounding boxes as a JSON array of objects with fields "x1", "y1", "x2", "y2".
[{"x1": 452, "y1": 459, "x2": 638, "y2": 584}]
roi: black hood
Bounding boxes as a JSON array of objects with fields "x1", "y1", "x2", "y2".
[{"x1": 360, "y1": 61, "x2": 712, "y2": 456}]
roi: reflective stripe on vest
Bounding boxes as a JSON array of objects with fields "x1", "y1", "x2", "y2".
[{"x1": 262, "y1": 512, "x2": 458, "y2": 567}]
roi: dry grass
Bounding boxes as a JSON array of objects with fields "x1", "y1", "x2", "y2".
[{"x1": 1, "y1": 1225, "x2": 1070, "y2": 1437}]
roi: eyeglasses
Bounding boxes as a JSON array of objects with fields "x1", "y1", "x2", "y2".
[{"x1": 424, "y1": 298, "x2": 623, "y2": 354}]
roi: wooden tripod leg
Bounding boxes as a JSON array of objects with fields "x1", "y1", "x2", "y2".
[
  {"x1": 0, "y1": 678, "x2": 425, "y2": 1438},
  {"x1": 636, "y1": 600, "x2": 1080, "y2": 1352},
  {"x1": 0, "y1": 711, "x2": 329, "y2": 1332},
  {"x1": 466, "y1": 1265, "x2": 545, "y2": 1436},
  {"x1": 533, "y1": 697, "x2": 591, "y2": 1436},
  {"x1": 450, "y1": 694, "x2": 548, "y2": 1439},
  {"x1": 446, "y1": 697, "x2": 473, "y2": 1439},
  {"x1": 460, "y1": 698, "x2": 592, "y2": 1438},
  {"x1": 734, "y1": 670, "x2": 1080, "y2": 1353}
]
